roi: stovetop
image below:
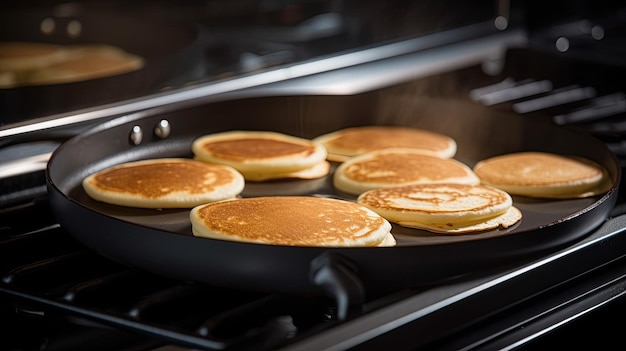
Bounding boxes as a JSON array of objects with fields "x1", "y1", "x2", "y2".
[
  {"x1": 2, "y1": 1, "x2": 626, "y2": 350},
  {"x1": 3, "y1": 45, "x2": 626, "y2": 350},
  {"x1": 2, "y1": 177, "x2": 626, "y2": 351}
]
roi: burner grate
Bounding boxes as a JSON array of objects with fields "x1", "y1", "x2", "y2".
[{"x1": 0, "y1": 201, "x2": 367, "y2": 350}]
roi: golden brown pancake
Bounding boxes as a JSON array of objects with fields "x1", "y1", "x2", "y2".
[
  {"x1": 190, "y1": 196, "x2": 395, "y2": 247},
  {"x1": 192, "y1": 131, "x2": 329, "y2": 181},
  {"x1": 0, "y1": 42, "x2": 69, "y2": 88},
  {"x1": 313, "y1": 125, "x2": 457, "y2": 162},
  {"x1": 358, "y1": 183, "x2": 522, "y2": 234},
  {"x1": 473, "y1": 152, "x2": 609, "y2": 198},
  {"x1": 0, "y1": 42, "x2": 68, "y2": 72},
  {"x1": 334, "y1": 148, "x2": 480, "y2": 195},
  {"x1": 83, "y1": 158, "x2": 244, "y2": 208},
  {"x1": 26, "y1": 44, "x2": 144, "y2": 85},
  {"x1": 0, "y1": 42, "x2": 144, "y2": 88}
]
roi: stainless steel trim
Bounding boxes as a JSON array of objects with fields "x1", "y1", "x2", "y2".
[{"x1": 0, "y1": 152, "x2": 52, "y2": 179}]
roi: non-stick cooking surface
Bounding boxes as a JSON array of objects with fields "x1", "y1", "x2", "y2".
[
  {"x1": 47, "y1": 93, "x2": 620, "y2": 295},
  {"x1": 61, "y1": 161, "x2": 601, "y2": 245}
]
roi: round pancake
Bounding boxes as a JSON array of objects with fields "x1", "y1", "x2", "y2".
[
  {"x1": 190, "y1": 196, "x2": 396, "y2": 247},
  {"x1": 27, "y1": 44, "x2": 144, "y2": 85},
  {"x1": 0, "y1": 42, "x2": 68, "y2": 72},
  {"x1": 0, "y1": 42, "x2": 69, "y2": 88},
  {"x1": 473, "y1": 152, "x2": 608, "y2": 198},
  {"x1": 83, "y1": 158, "x2": 244, "y2": 208},
  {"x1": 313, "y1": 126, "x2": 457, "y2": 162},
  {"x1": 358, "y1": 183, "x2": 521, "y2": 234},
  {"x1": 334, "y1": 148, "x2": 480, "y2": 195},
  {"x1": 192, "y1": 131, "x2": 328, "y2": 181},
  {"x1": 358, "y1": 183, "x2": 513, "y2": 225}
]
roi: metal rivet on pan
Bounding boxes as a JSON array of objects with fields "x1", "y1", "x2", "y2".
[
  {"x1": 494, "y1": 16, "x2": 508, "y2": 30},
  {"x1": 555, "y1": 37, "x2": 570, "y2": 52},
  {"x1": 154, "y1": 119, "x2": 171, "y2": 139},
  {"x1": 130, "y1": 125, "x2": 143, "y2": 145},
  {"x1": 591, "y1": 25, "x2": 605, "y2": 40},
  {"x1": 66, "y1": 20, "x2": 82, "y2": 38},
  {"x1": 40, "y1": 18, "x2": 56, "y2": 35}
]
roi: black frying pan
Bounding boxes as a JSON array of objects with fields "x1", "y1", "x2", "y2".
[
  {"x1": 0, "y1": 6, "x2": 204, "y2": 122},
  {"x1": 46, "y1": 92, "x2": 621, "y2": 308}
]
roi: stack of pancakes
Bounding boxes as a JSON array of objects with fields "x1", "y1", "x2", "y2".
[
  {"x1": 473, "y1": 152, "x2": 610, "y2": 199},
  {"x1": 358, "y1": 183, "x2": 522, "y2": 234},
  {"x1": 190, "y1": 196, "x2": 396, "y2": 247},
  {"x1": 0, "y1": 42, "x2": 144, "y2": 88},
  {"x1": 82, "y1": 158, "x2": 244, "y2": 208},
  {"x1": 192, "y1": 131, "x2": 329, "y2": 181}
]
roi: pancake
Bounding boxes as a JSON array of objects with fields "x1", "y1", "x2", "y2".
[
  {"x1": 410, "y1": 207, "x2": 522, "y2": 234},
  {"x1": 192, "y1": 131, "x2": 329, "y2": 181},
  {"x1": 26, "y1": 44, "x2": 144, "y2": 86},
  {"x1": 333, "y1": 148, "x2": 480, "y2": 195},
  {"x1": 83, "y1": 158, "x2": 244, "y2": 208},
  {"x1": 0, "y1": 42, "x2": 68, "y2": 72},
  {"x1": 358, "y1": 183, "x2": 522, "y2": 234},
  {"x1": 313, "y1": 126, "x2": 457, "y2": 162},
  {"x1": 0, "y1": 42, "x2": 143, "y2": 88},
  {"x1": 0, "y1": 42, "x2": 69, "y2": 88},
  {"x1": 473, "y1": 152, "x2": 609, "y2": 198},
  {"x1": 190, "y1": 196, "x2": 396, "y2": 247}
]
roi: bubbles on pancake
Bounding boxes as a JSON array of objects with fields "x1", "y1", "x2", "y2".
[
  {"x1": 334, "y1": 148, "x2": 480, "y2": 195},
  {"x1": 190, "y1": 196, "x2": 395, "y2": 247},
  {"x1": 358, "y1": 183, "x2": 521, "y2": 235},
  {"x1": 82, "y1": 158, "x2": 244, "y2": 208}
]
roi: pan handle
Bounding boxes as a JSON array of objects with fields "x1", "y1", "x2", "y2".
[{"x1": 310, "y1": 252, "x2": 365, "y2": 321}]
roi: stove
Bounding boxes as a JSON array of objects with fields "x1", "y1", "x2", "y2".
[{"x1": 2, "y1": 1, "x2": 626, "y2": 350}]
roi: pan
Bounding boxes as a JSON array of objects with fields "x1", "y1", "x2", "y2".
[
  {"x1": 46, "y1": 92, "x2": 621, "y2": 310},
  {"x1": 0, "y1": 5, "x2": 204, "y2": 122}
]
